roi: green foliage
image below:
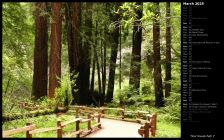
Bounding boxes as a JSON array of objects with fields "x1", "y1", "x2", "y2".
[
  {"x1": 3, "y1": 3, "x2": 34, "y2": 106},
  {"x1": 37, "y1": 96, "x2": 57, "y2": 110},
  {"x1": 156, "y1": 120, "x2": 180, "y2": 138},
  {"x1": 160, "y1": 93, "x2": 180, "y2": 122},
  {"x1": 116, "y1": 85, "x2": 130, "y2": 104},
  {"x1": 55, "y1": 72, "x2": 78, "y2": 107}
]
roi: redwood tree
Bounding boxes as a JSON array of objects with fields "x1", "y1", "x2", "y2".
[
  {"x1": 165, "y1": 2, "x2": 171, "y2": 98},
  {"x1": 80, "y1": 2, "x2": 93, "y2": 105},
  {"x1": 153, "y1": 3, "x2": 164, "y2": 107},
  {"x1": 129, "y1": 2, "x2": 143, "y2": 95},
  {"x1": 49, "y1": 3, "x2": 62, "y2": 99},
  {"x1": 106, "y1": 3, "x2": 120, "y2": 103},
  {"x1": 32, "y1": 3, "x2": 48, "y2": 100},
  {"x1": 68, "y1": 3, "x2": 82, "y2": 104}
]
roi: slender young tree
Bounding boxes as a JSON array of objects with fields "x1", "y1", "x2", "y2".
[
  {"x1": 153, "y1": 3, "x2": 164, "y2": 107},
  {"x1": 49, "y1": 3, "x2": 62, "y2": 99},
  {"x1": 102, "y1": 26, "x2": 107, "y2": 102},
  {"x1": 102, "y1": 28, "x2": 107, "y2": 100},
  {"x1": 129, "y1": 2, "x2": 143, "y2": 95},
  {"x1": 119, "y1": 25, "x2": 122, "y2": 91},
  {"x1": 32, "y1": 3, "x2": 48, "y2": 100},
  {"x1": 100, "y1": 30, "x2": 105, "y2": 105},
  {"x1": 106, "y1": 3, "x2": 120, "y2": 103},
  {"x1": 165, "y1": 2, "x2": 171, "y2": 98}
]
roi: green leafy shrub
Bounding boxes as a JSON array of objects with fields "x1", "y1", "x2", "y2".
[
  {"x1": 55, "y1": 72, "x2": 78, "y2": 107},
  {"x1": 37, "y1": 96, "x2": 56, "y2": 110},
  {"x1": 160, "y1": 92, "x2": 181, "y2": 122}
]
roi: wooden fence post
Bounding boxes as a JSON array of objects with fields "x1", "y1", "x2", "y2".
[
  {"x1": 137, "y1": 111, "x2": 140, "y2": 119},
  {"x1": 76, "y1": 120, "x2": 80, "y2": 138},
  {"x1": 88, "y1": 113, "x2": 91, "y2": 130},
  {"x1": 98, "y1": 113, "x2": 101, "y2": 128},
  {"x1": 101, "y1": 108, "x2": 105, "y2": 118},
  {"x1": 57, "y1": 120, "x2": 62, "y2": 138},
  {"x1": 144, "y1": 122, "x2": 150, "y2": 138},
  {"x1": 76, "y1": 108, "x2": 79, "y2": 118},
  {"x1": 26, "y1": 122, "x2": 32, "y2": 138},
  {"x1": 121, "y1": 109, "x2": 125, "y2": 120},
  {"x1": 150, "y1": 113, "x2": 157, "y2": 137}
]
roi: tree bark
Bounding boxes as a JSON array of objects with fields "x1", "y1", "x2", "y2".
[
  {"x1": 119, "y1": 24, "x2": 122, "y2": 91},
  {"x1": 100, "y1": 31, "x2": 105, "y2": 106},
  {"x1": 65, "y1": 3, "x2": 74, "y2": 96},
  {"x1": 80, "y1": 2, "x2": 92, "y2": 105},
  {"x1": 153, "y1": 3, "x2": 164, "y2": 107},
  {"x1": 49, "y1": 3, "x2": 62, "y2": 99},
  {"x1": 165, "y1": 2, "x2": 171, "y2": 98},
  {"x1": 66, "y1": 3, "x2": 82, "y2": 104},
  {"x1": 90, "y1": 46, "x2": 96, "y2": 104},
  {"x1": 106, "y1": 3, "x2": 120, "y2": 103},
  {"x1": 32, "y1": 3, "x2": 48, "y2": 100},
  {"x1": 129, "y1": 2, "x2": 143, "y2": 95},
  {"x1": 95, "y1": 21, "x2": 102, "y2": 106}
]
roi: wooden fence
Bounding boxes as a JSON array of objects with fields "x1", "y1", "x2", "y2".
[
  {"x1": 138, "y1": 113, "x2": 157, "y2": 138},
  {"x1": 73, "y1": 106, "x2": 153, "y2": 122},
  {"x1": 73, "y1": 106, "x2": 157, "y2": 137},
  {"x1": 2, "y1": 113, "x2": 102, "y2": 138},
  {"x1": 3, "y1": 106, "x2": 157, "y2": 138}
]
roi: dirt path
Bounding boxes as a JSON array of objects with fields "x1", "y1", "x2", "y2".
[{"x1": 87, "y1": 118, "x2": 142, "y2": 138}]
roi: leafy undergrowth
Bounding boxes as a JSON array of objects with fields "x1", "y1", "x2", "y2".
[
  {"x1": 3, "y1": 114, "x2": 96, "y2": 138},
  {"x1": 156, "y1": 115, "x2": 180, "y2": 138}
]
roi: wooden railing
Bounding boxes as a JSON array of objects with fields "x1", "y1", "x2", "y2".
[
  {"x1": 2, "y1": 113, "x2": 102, "y2": 138},
  {"x1": 72, "y1": 106, "x2": 151, "y2": 122},
  {"x1": 72, "y1": 106, "x2": 157, "y2": 138},
  {"x1": 138, "y1": 113, "x2": 157, "y2": 138},
  {"x1": 2, "y1": 123, "x2": 36, "y2": 138}
]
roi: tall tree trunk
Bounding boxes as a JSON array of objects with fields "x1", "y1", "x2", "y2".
[
  {"x1": 90, "y1": 48, "x2": 95, "y2": 94},
  {"x1": 95, "y1": 21, "x2": 102, "y2": 106},
  {"x1": 100, "y1": 31, "x2": 105, "y2": 106},
  {"x1": 49, "y1": 3, "x2": 62, "y2": 99},
  {"x1": 65, "y1": 3, "x2": 74, "y2": 103},
  {"x1": 32, "y1": 3, "x2": 48, "y2": 100},
  {"x1": 129, "y1": 2, "x2": 143, "y2": 95},
  {"x1": 102, "y1": 4, "x2": 108, "y2": 106},
  {"x1": 106, "y1": 3, "x2": 120, "y2": 103},
  {"x1": 119, "y1": 25, "x2": 122, "y2": 91},
  {"x1": 80, "y1": 2, "x2": 92, "y2": 105},
  {"x1": 153, "y1": 3, "x2": 164, "y2": 107},
  {"x1": 165, "y1": 2, "x2": 171, "y2": 98},
  {"x1": 103, "y1": 27, "x2": 107, "y2": 103},
  {"x1": 67, "y1": 3, "x2": 82, "y2": 104}
]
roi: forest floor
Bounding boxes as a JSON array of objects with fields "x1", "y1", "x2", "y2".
[{"x1": 86, "y1": 118, "x2": 142, "y2": 138}]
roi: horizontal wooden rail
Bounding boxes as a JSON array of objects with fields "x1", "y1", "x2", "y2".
[
  {"x1": 74, "y1": 106, "x2": 152, "y2": 124},
  {"x1": 29, "y1": 127, "x2": 59, "y2": 134},
  {"x1": 80, "y1": 119, "x2": 91, "y2": 123},
  {"x1": 61, "y1": 118, "x2": 82, "y2": 127},
  {"x1": 3, "y1": 124, "x2": 36, "y2": 137}
]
